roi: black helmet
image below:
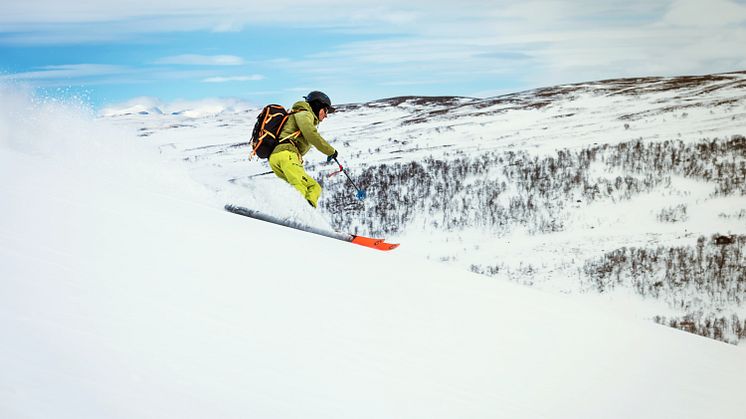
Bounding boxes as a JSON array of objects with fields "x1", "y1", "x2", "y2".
[{"x1": 304, "y1": 91, "x2": 335, "y2": 113}]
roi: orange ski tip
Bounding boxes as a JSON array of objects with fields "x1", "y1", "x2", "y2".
[
  {"x1": 351, "y1": 235, "x2": 399, "y2": 251},
  {"x1": 350, "y1": 235, "x2": 380, "y2": 247}
]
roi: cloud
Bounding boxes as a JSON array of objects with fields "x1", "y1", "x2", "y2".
[
  {"x1": 0, "y1": 64, "x2": 238, "y2": 88},
  {"x1": 154, "y1": 54, "x2": 245, "y2": 66},
  {"x1": 662, "y1": 0, "x2": 746, "y2": 27},
  {"x1": 201, "y1": 75, "x2": 264, "y2": 83},
  {"x1": 0, "y1": 1, "x2": 439, "y2": 38},
  {"x1": 292, "y1": 0, "x2": 746, "y2": 88},
  {"x1": 2, "y1": 1, "x2": 746, "y2": 103},
  {"x1": 0, "y1": 64, "x2": 130, "y2": 80}
]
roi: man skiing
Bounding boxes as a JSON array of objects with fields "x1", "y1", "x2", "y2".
[{"x1": 269, "y1": 91, "x2": 338, "y2": 208}]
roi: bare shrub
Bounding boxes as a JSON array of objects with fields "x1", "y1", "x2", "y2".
[
  {"x1": 657, "y1": 204, "x2": 688, "y2": 223},
  {"x1": 583, "y1": 235, "x2": 746, "y2": 343},
  {"x1": 322, "y1": 136, "x2": 745, "y2": 237}
]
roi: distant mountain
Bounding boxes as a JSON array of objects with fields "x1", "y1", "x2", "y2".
[
  {"x1": 101, "y1": 98, "x2": 256, "y2": 118},
  {"x1": 100, "y1": 103, "x2": 164, "y2": 117}
]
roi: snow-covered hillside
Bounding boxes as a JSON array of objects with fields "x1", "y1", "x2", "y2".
[
  {"x1": 101, "y1": 71, "x2": 746, "y2": 345},
  {"x1": 2, "y1": 84, "x2": 746, "y2": 419}
]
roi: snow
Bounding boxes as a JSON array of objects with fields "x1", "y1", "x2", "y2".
[
  {"x1": 92, "y1": 73, "x2": 746, "y2": 341},
  {"x1": 2, "y1": 84, "x2": 746, "y2": 418}
]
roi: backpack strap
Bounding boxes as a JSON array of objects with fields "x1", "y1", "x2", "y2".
[
  {"x1": 278, "y1": 109, "x2": 306, "y2": 145},
  {"x1": 249, "y1": 105, "x2": 286, "y2": 160}
]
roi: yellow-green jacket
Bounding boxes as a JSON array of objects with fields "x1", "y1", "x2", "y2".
[{"x1": 273, "y1": 101, "x2": 336, "y2": 158}]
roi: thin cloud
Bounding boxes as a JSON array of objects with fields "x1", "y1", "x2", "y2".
[
  {"x1": 202, "y1": 75, "x2": 264, "y2": 83},
  {"x1": 1, "y1": 64, "x2": 130, "y2": 80},
  {"x1": 154, "y1": 54, "x2": 245, "y2": 66}
]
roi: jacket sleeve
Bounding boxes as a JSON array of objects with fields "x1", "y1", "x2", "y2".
[{"x1": 295, "y1": 111, "x2": 336, "y2": 156}]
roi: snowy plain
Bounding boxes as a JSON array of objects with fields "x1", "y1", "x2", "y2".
[{"x1": 2, "y1": 79, "x2": 746, "y2": 418}]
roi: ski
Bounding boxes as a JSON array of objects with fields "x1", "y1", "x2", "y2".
[{"x1": 224, "y1": 204, "x2": 399, "y2": 251}]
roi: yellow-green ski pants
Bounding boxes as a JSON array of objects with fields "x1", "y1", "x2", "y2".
[{"x1": 268, "y1": 149, "x2": 322, "y2": 207}]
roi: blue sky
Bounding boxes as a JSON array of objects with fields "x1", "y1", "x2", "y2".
[{"x1": 1, "y1": 0, "x2": 745, "y2": 109}]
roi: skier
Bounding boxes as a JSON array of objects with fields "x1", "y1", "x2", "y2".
[{"x1": 268, "y1": 91, "x2": 338, "y2": 208}]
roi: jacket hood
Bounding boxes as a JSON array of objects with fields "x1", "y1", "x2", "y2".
[
  {"x1": 291, "y1": 100, "x2": 313, "y2": 112},
  {"x1": 291, "y1": 101, "x2": 318, "y2": 123}
]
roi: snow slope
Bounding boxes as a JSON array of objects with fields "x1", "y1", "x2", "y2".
[
  {"x1": 100, "y1": 71, "x2": 746, "y2": 344},
  {"x1": 2, "y1": 88, "x2": 746, "y2": 418}
]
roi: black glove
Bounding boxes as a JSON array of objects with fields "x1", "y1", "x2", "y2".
[{"x1": 326, "y1": 150, "x2": 338, "y2": 163}]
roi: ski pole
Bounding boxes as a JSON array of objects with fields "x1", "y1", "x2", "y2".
[{"x1": 334, "y1": 158, "x2": 367, "y2": 200}]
